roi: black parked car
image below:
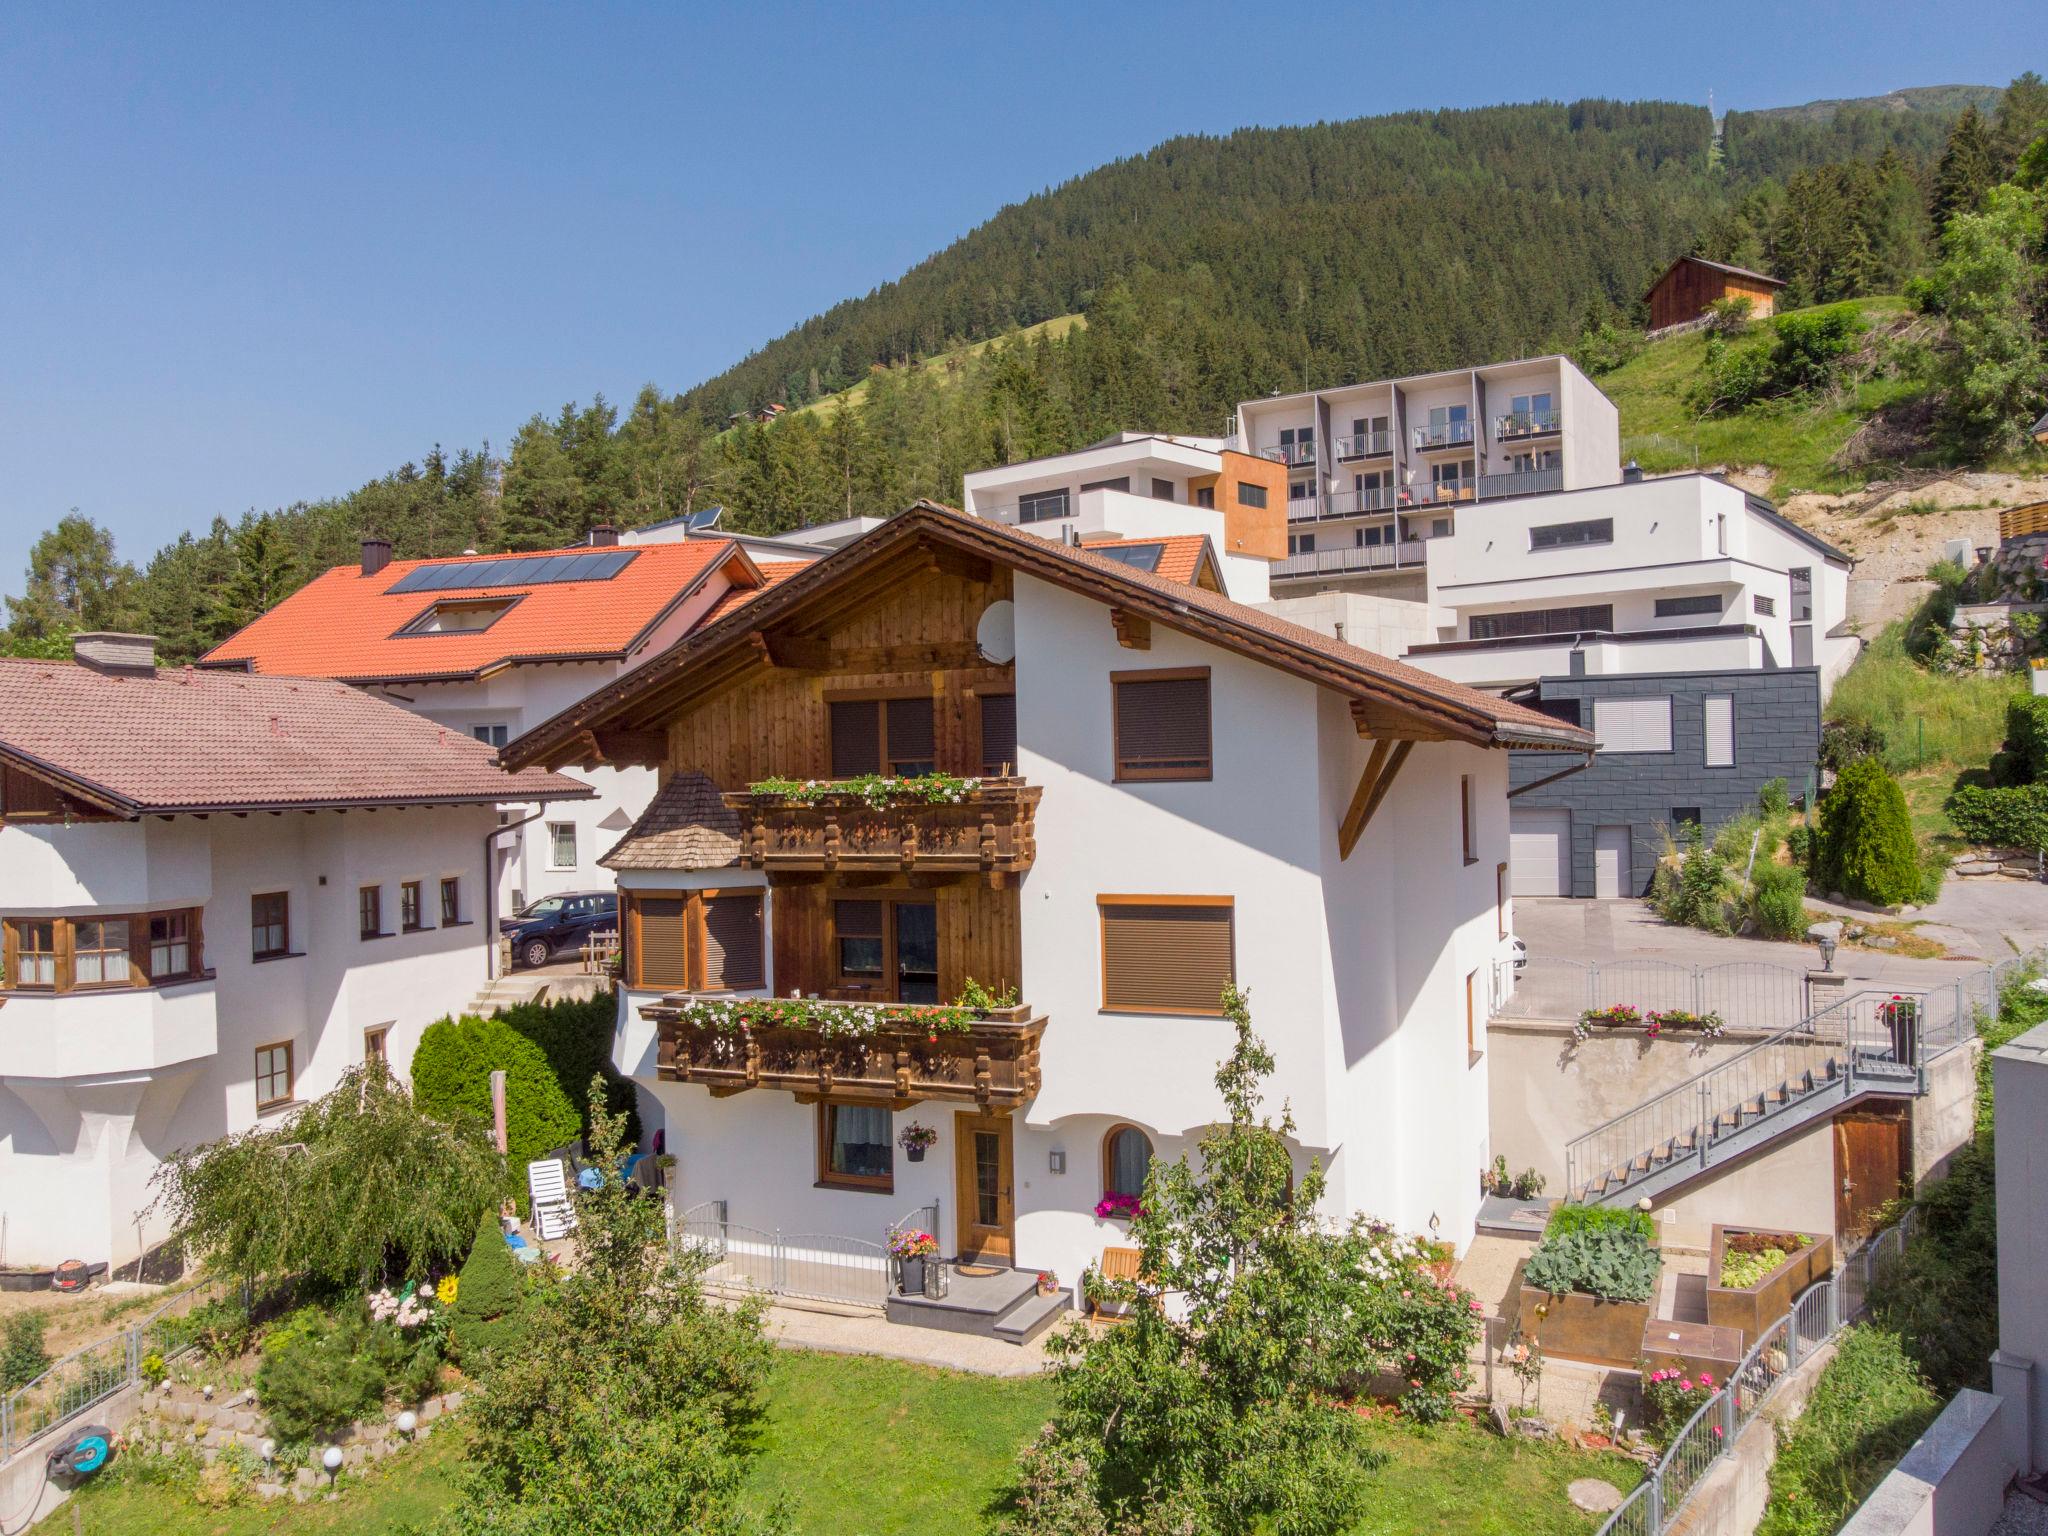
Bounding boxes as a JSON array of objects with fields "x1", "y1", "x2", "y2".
[{"x1": 502, "y1": 890, "x2": 618, "y2": 969}]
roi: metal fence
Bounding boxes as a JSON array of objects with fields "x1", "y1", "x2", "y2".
[
  {"x1": 1594, "y1": 1209, "x2": 1921, "y2": 1536},
  {"x1": 0, "y1": 1279, "x2": 220, "y2": 1462},
  {"x1": 1495, "y1": 956, "x2": 1809, "y2": 1031},
  {"x1": 671, "y1": 1198, "x2": 939, "y2": 1311}
]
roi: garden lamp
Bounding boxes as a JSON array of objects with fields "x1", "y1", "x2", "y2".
[
  {"x1": 322, "y1": 1445, "x2": 343, "y2": 1478},
  {"x1": 396, "y1": 1410, "x2": 418, "y2": 1439},
  {"x1": 1818, "y1": 935, "x2": 1837, "y2": 973}
]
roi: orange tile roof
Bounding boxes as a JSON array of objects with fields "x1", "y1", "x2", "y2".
[
  {"x1": 1075, "y1": 534, "x2": 1215, "y2": 587},
  {"x1": 0, "y1": 659, "x2": 587, "y2": 815},
  {"x1": 697, "y1": 558, "x2": 810, "y2": 624},
  {"x1": 203, "y1": 539, "x2": 759, "y2": 684}
]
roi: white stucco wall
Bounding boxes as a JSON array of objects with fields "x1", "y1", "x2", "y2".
[{"x1": 0, "y1": 806, "x2": 498, "y2": 1267}]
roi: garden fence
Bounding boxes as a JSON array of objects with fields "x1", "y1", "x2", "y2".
[
  {"x1": 0, "y1": 1279, "x2": 221, "y2": 1462},
  {"x1": 1590, "y1": 1208, "x2": 1921, "y2": 1536},
  {"x1": 670, "y1": 1197, "x2": 939, "y2": 1311},
  {"x1": 1493, "y1": 956, "x2": 1809, "y2": 1031}
]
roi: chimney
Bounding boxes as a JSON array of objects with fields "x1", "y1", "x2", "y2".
[
  {"x1": 73, "y1": 632, "x2": 157, "y2": 676},
  {"x1": 361, "y1": 538, "x2": 393, "y2": 576},
  {"x1": 1622, "y1": 460, "x2": 1644, "y2": 484},
  {"x1": 589, "y1": 523, "x2": 620, "y2": 548}
]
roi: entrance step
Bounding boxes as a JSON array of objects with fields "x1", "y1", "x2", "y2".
[
  {"x1": 884, "y1": 1264, "x2": 1072, "y2": 1345},
  {"x1": 993, "y1": 1287, "x2": 1075, "y2": 1345}
]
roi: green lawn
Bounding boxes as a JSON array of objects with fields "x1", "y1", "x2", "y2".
[{"x1": 61, "y1": 1350, "x2": 1637, "y2": 1534}]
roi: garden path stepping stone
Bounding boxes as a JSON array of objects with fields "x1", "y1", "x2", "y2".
[{"x1": 1568, "y1": 1478, "x2": 1622, "y2": 1514}]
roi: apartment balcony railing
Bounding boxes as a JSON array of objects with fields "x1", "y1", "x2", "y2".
[
  {"x1": 1274, "y1": 541, "x2": 1427, "y2": 580},
  {"x1": 645, "y1": 996, "x2": 1048, "y2": 1108},
  {"x1": 1412, "y1": 483, "x2": 1475, "y2": 505},
  {"x1": 1476, "y1": 466, "x2": 1564, "y2": 499},
  {"x1": 1332, "y1": 430, "x2": 1393, "y2": 460},
  {"x1": 1258, "y1": 441, "x2": 1317, "y2": 467},
  {"x1": 1319, "y1": 486, "x2": 1403, "y2": 517},
  {"x1": 1411, "y1": 420, "x2": 1476, "y2": 451},
  {"x1": 724, "y1": 778, "x2": 1040, "y2": 879},
  {"x1": 1493, "y1": 410, "x2": 1561, "y2": 441}
]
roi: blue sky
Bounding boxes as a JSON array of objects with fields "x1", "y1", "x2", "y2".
[{"x1": 0, "y1": 1, "x2": 2038, "y2": 589}]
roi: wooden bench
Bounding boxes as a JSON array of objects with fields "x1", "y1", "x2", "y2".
[{"x1": 1089, "y1": 1245, "x2": 1144, "y2": 1319}]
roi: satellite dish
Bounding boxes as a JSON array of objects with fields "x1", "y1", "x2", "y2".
[{"x1": 976, "y1": 600, "x2": 1016, "y2": 665}]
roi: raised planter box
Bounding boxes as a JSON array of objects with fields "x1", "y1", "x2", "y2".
[
  {"x1": 1705, "y1": 1224, "x2": 1834, "y2": 1350},
  {"x1": 1516, "y1": 1284, "x2": 1653, "y2": 1369}
]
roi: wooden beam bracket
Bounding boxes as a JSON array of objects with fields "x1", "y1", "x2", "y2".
[
  {"x1": 1110, "y1": 608, "x2": 1152, "y2": 651},
  {"x1": 1337, "y1": 738, "x2": 1415, "y2": 859}
]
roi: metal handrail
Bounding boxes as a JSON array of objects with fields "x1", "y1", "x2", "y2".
[
  {"x1": 1258, "y1": 442, "x2": 1316, "y2": 466},
  {"x1": 1332, "y1": 430, "x2": 1393, "y2": 458},
  {"x1": 1411, "y1": 420, "x2": 1475, "y2": 450},
  {"x1": 1493, "y1": 410, "x2": 1561, "y2": 438}
]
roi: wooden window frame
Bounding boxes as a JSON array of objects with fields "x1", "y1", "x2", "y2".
[
  {"x1": 1096, "y1": 895, "x2": 1235, "y2": 1017},
  {"x1": 824, "y1": 690, "x2": 939, "y2": 778},
  {"x1": 254, "y1": 1041, "x2": 296, "y2": 1111},
  {"x1": 251, "y1": 891, "x2": 292, "y2": 960},
  {"x1": 400, "y1": 880, "x2": 425, "y2": 932},
  {"x1": 622, "y1": 887, "x2": 766, "y2": 994},
  {"x1": 359, "y1": 885, "x2": 386, "y2": 940},
  {"x1": 146, "y1": 909, "x2": 200, "y2": 984},
  {"x1": 1466, "y1": 969, "x2": 1482, "y2": 1066},
  {"x1": 5, "y1": 910, "x2": 206, "y2": 993},
  {"x1": 69, "y1": 916, "x2": 134, "y2": 990},
  {"x1": 828, "y1": 891, "x2": 936, "y2": 1002},
  {"x1": 1111, "y1": 666, "x2": 1213, "y2": 784},
  {"x1": 1101, "y1": 1123, "x2": 1154, "y2": 1204},
  {"x1": 439, "y1": 878, "x2": 462, "y2": 927},
  {"x1": 815, "y1": 1100, "x2": 896, "y2": 1194},
  {"x1": 364, "y1": 1025, "x2": 390, "y2": 1064},
  {"x1": 546, "y1": 821, "x2": 578, "y2": 870},
  {"x1": 5, "y1": 916, "x2": 58, "y2": 991},
  {"x1": 1460, "y1": 775, "x2": 1477, "y2": 866}
]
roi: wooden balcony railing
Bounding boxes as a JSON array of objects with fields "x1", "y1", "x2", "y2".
[
  {"x1": 641, "y1": 996, "x2": 1046, "y2": 1107},
  {"x1": 723, "y1": 779, "x2": 1040, "y2": 879}
]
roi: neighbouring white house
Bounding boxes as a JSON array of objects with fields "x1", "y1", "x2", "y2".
[
  {"x1": 502, "y1": 501, "x2": 1590, "y2": 1338},
  {"x1": 202, "y1": 529, "x2": 816, "y2": 930},
  {"x1": 0, "y1": 634, "x2": 587, "y2": 1269}
]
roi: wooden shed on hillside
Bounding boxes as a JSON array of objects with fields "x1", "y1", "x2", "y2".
[{"x1": 1645, "y1": 256, "x2": 1787, "y2": 333}]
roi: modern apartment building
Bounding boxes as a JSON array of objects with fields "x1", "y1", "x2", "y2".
[
  {"x1": 203, "y1": 532, "x2": 812, "y2": 925},
  {"x1": 0, "y1": 636, "x2": 585, "y2": 1267},
  {"x1": 1237, "y1": 356, "x2": 1621, "y2": 596},
  {"x1": 504, "y1": 502, "x2": 1588, "y2": 1329}
]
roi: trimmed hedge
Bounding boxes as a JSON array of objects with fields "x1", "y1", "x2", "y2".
[
  {"x1": 497, "y1": 995, "x2": 638, "y2": 1145},
  {"x1": 1815, "y1": 758, "x2": 1920, "y2": 905},
  {"x1": 1946, "y1": 782, "x2": 2048, "y2": 850},
  {"x1": 1992, "y1": 695, "x2": 2048, "y2": 786},
  {"x1": 412, "y1": 1013, "x2": 580, "y2": 1172}
]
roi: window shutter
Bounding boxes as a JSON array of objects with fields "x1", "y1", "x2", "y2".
[
  {"x1": 1114, "y1": 674, "x2": 1212, "y2": 780},
  {"x1": 1593, "y1": 697, "x2": 1672, "y2": 754},
  {"x1": 979, "y1": 693, "x2": 1017, "y2": 776},
  {"x1": 1704, "y1": 696, "x2": 1734, "y2": 767},
  {"x1": 632, "y1": 896, "x2": 690, "y2": 990},
  {"x1": 885, "y1": 697, "x2": 935, "y2": 772},
  {"x1": 829, "y1": 701, "x2": 880, "y2": 775},
  {"x1": 1099, "y1": 901, "x2": 1233, "y2": 1014},
  {"x1": 702, "y1": 893, "x2": 764, "y2": 990}
]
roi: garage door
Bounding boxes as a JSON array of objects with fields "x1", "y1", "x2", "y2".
[{"x1": 1509, "y1": 809, "x2": 1570, "y2": 898}]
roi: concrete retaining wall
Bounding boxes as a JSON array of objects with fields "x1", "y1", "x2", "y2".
[{"x1": 1837, "y1": 1389, "x2": 2014, "y2": 1536}]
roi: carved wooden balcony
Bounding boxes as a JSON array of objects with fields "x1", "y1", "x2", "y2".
[
  {"x1": 641, "y1": 996, "x2": 1046, "y2": 1108},
  {"x1": 723, "y1": 778, "x2": 1039, "y2": 881}
]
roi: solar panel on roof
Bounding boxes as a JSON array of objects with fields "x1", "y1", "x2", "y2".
[
  {"x1": 1093, "y1": 543, "x2": 1165, "y2": 573},
  {"x1": 684, "y1": 507, "x2": 724, "y2": 532},
  {"x1": 385, "y1": 548, "x2": 639, "y2": 594}
]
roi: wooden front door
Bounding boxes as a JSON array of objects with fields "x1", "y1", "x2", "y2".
[
  {"x1": 954, "y1": 1111, "x2": 1015, "y2": 1263},
  {"x1": 1834, "y1": 1105, "x2": 1909, "y2": 1241}
]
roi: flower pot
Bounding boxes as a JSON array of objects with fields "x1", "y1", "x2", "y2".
[
  {"x1": 906, "y1": 1147, "x2": 926, "y2": 1163},
  {"x1": 900, "y1": 1257, "x2": 927, "y2": 1296}
]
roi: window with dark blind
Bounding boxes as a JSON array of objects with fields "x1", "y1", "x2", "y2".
[
  {"x1": 1098, "y1": 898, "x2": 1233, "y2": 1015},
  {"x1": 1112, "y1": 669, "x2": 1212, "y2": 782},
  {"x1": 884, "y1": 697, "x2": 935, "y2": 776},
  {"x1": 833, "y1": 899, "x2": 885, "y2": 983},
  {"x1": 829, "y1": 700, "x2": 881, "y2": 775},
  {"x1": 631, "y1": 895, "x2": 690, "y2": 990},
  {"x1": 702, "y1": 892, "x2": 765, "y2": 991},
  {"x1": 829, "y1": 696, "x2": 936, "y2": 777},
  {"x1": 979, "y1": 693, "x2": 1017, "y2": 776},
  {"x1": 252, "y1": 892, "x2": 290, "y2": 959}
]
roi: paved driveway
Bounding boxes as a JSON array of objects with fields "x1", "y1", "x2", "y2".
[{"x1": 1513, "y1": 896, "x2": 2031, "y2": 992}]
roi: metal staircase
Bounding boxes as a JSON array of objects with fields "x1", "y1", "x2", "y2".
[{"x1": 1564, "y1": 989, "x2": 1956, "y2": 1208}]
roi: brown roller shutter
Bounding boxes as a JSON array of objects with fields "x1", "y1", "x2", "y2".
[
  {"x1": 885, "y1": 697, "x2": 935, "y2": 774},
  {"x1": 702, "y1": 892, "x2": 764, "y2": 990},
  {"x1": 829, "y1": 701, "x2": 880, "y2": 776},
  {"x1": 1099, "y1": 900, "x2": 1233, "y2": 1015},
  {"x1": 979, "y1": 693, "x2": 1017, "y2": 776},
  {"x1": 632, "y1": 895, "x2": 690, "y2": 990},
  {"x1": 1113, "y1": 671, "x2": 1211, "y2": 781}
]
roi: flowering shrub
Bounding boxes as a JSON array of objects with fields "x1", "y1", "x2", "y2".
[
  {"x1": 1643, "y1": 1367, "x2": 1717, "y2": 1435},
  {"x1": 888, "y1": 1229, "x2": 938, "y2": 1260},
  {"x1": 369, "y1": 1282, "x2": 450, "y2": 1341},
  {"x1": 897, "y1": 1122, "x2": 938, "y2": 1152},
  {"x1": 676, "y1": 993, "x2": 977, "y2": 1038},
  {"x1": 1573, "y1": 1003, "x2": 1642, "y2": 1040},
  {"x1": 1646, "y1": 1008, "x2": 1726, "y2": 1040},
  {"x1": 1350, "y1": 1224, "x2": 1483, "y2": 1423},
  {"x1": 747, "y1": 773, "x2": 983, "y2": 809},
  {"x1": 1094, "y1": 1192, "x2": 1143, "y2": 1221}
]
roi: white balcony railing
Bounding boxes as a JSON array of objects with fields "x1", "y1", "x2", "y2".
[
  {"x1": 1258, "y1": 441, "x2": 1317, "y2": 467},
  {"x1": 1274, "y1": 542, "x2": 1427, "y2": 580},
  {"x1": 1411, "y1": 420, "x2": 1476, "y2": 451},
  {"x1": 1493, "y1": 410, "x2": 1561, "y2": 440},
  {"x1": 1476, "y1": 466, "x2": 1564, "y2": 498},
  {"x1": 1322, "y1": 486, "x2": 1403, "y2": 517},
  {"x1": 1332, "y1": 430, "x2": 1393, "y2": 459}
]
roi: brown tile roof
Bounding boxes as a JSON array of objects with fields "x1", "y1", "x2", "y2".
[
  {"x1": 201, "y1": 538, "x2": 761, "y2": 684},
  {"x1": 0, "y1": 659, "x2": 590, "y2": 817},
  {"x1": 1073, "y1": 534, "x2": 1216, "y2": 587},
  {"x1": 600, "y1": 770, "x2": 741, "y2": 871},
  {"x1": 505, "y1": 502, "x2": 1592, "y2": 769}
]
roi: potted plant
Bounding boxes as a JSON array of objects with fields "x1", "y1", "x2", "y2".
[
  {"x1": 897, "y1": 1123, "x2": 938, "y2": 1163},
  {"x1": 1880, "y1": 995, "x2": 1919, "y2": 1066},
  {"x1": 1036, "y1": 1270, "x2": 1058, "y2": 1297},
  {"x1": 889, "y1": 1229, "x2": 938, "y2": 1296}
]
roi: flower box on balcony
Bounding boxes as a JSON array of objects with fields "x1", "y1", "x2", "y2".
[
  {"x1": 725, "y1": 777, "x2": 1039, "y2": 879},
  {"x1": 1705, "y1": 1225, "x2": 1833, "y2": 1350}
]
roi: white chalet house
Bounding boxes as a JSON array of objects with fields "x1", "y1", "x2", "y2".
[
  {"x1": 0, "y1": 635, "x2": 586, "y2": 1269},
  {"x1": 203, "y1": 531, "x2": 817, "y2": 932},
  {"x1": 503, "y1": 502, "x2": 1590, "y2": 1335}
]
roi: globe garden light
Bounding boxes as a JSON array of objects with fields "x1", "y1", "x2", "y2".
[
  {"x1": 258, "y1": 1439, "x2": 275, "y2": 1463},
  {"x1": 395, "y1": 1410, "x2": 418, "y2": 1437},
  {"x1": 322, "y1": 1446, "x2": 343, "y2": 1474}
]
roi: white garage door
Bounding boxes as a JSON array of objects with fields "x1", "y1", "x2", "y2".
[
  {"x1": 1509, "y1": 809, "x2": 1571, "y2": 898},
  {"x1": 1594, "y1": 825, "x2": 1633, "y2": 900}
]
